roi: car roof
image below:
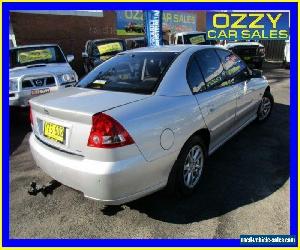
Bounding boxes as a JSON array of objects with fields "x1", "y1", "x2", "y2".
[
  {"x1": 125, "y1": 37, "x2": 144, "y2": 41},
  {"x1": 175, "y1": 31, "x2": 206, "y2": 36},
  {"x1": 121, "y1": 45, "x2": 218, "y2": 53},
  {"x1": 225, "y1": 41, "x2": 263, "y2": 48},
  {"x1": 92, "y1": 38, "x2": 124, "y2": 43},
  {"x1": 10, "y1": 44, "x2": 59, "y2": 50}
]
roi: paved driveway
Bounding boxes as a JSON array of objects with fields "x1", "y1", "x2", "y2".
[{"x1": 9, "y1": 62, "x2": 290, "y2": 238}]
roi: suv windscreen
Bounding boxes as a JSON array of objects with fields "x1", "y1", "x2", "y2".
[
  {"x1": 92, "y1": 41, "x2": 125, "y2": 60},
  {"x1": 77, "y1": 52, "x2": 178, "y2": 94},
  {"x1": 183, "y1": 33, "x2": 217, "y2": 45},
  {"x1": 10, "y1": 46, "x2": 66, "y2": 68}
]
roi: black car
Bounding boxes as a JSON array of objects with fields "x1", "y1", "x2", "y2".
[
  {"x1": 225, "y1": 41, "x2": 265, "y2": 69},
  {"x1": 82, "y1": 39, "x2": 126, "y2": 73},
  {"x1": 125, "y1": 37, "x2": 169, "y2": 50}
]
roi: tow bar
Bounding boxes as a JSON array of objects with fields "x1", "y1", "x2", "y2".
[{"x1": 28, "y1": 180, "x2": 61, "y2": 197}]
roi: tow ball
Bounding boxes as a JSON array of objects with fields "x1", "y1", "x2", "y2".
[{"x1": 28, "y1": 180, "x2": 61, "y2": 197}]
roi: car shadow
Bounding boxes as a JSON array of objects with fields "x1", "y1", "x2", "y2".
[
  {"x1": 107, "y1": 102, "x2": 289, "y2": 224},
  {"x1": 10, "y1": 107, "x2": 31, "y2": 156}
]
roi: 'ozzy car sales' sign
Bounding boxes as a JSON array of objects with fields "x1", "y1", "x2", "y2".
[{"x1": 206, "y1": 11, "x2": 289, "y2": 40}]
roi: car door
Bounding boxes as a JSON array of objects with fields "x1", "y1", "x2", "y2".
[
  {"x1": 188, "y1": 49, "x2": 237, "y2": 152},
  {"x1": 215, "y1": 49, "x2": 260, "y2": 128}
]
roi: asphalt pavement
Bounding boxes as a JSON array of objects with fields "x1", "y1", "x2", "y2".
[{"x1": 9, "y1": 62, "x2": 290, "y2": 238}]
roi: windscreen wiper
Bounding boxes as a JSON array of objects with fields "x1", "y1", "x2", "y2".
[{"x1": 27, "y1": 64, "x2": 47, "y2": 68}]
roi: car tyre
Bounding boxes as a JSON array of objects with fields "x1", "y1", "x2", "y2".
[
  {"x1": 166, "y1": 136, "x2": 206, "y2": 197},
  {"x1": 256, "y1": 91, "x2": 274, "y2": 122}
]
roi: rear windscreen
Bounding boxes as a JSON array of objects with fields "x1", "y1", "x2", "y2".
[{"x1": 77, "y1": 52, "x2": 178, "y2": 94}]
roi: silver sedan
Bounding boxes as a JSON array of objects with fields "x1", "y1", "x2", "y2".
[{"x1": 29, "y1": 45, "x2": 273, "y2": 205}]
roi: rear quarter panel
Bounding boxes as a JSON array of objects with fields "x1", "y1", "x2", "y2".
[{"x1": 106, "y1": 95, "x2": 206, "y2": 162}]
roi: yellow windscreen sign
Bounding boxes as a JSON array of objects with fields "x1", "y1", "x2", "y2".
[
  {"x1": 19, "y1": 49, "x2": 52, "y2": 64},
  {"x1": 97, "y1": 42, "x2": 122, "y2": 55},
  {"x1": 93, "y1": 79, "x2": 107, "y2": 85},
  {"x1": 189, "y1": 35, "x2": 206, "y2": 44}
]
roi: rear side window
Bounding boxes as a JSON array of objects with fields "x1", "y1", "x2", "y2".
[
  {"x1": 216, "y1": 49, "x2": 249, "y2": 84},
  {"x1": 186, "y1": 57, "x2": 206, "y2": 93},
  {"x1": 195, "y1": 49, "x2": 228, "y2": 90}
]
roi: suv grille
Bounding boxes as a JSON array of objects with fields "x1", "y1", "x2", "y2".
[
  {"x1": 231, "y1": 46, "x2": 259, "y2": 56},
  {"x1": 22, "y1": 76, "x2": 56, "y2": 89}
]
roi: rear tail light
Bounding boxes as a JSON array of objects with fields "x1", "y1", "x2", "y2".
[
  {"x1": 29, "y1": 105, "x2": 33, "y2": 125},
  {"x1": 87, "y1": 113, "x2": 134, "y2": 148}
]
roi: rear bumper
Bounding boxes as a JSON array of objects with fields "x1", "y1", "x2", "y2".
[
  {"x1": 9, "y1": 92, "x2": 31, "y2": 107},
  {"x1": 9, "y1": 84, "x2": 74, "y2": 107},
  {"x1": 29, "y1": 133, "x2": 169, "y2": 205},
  {"x1": 10, "y1": 88, "x2": 57, "y2": 107}
]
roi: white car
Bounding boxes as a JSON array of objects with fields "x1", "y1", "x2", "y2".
[
  {"x1": 10, "y1": 44, "x2": 78, "y2": 107},
  {"x1": 283, "y1": 40, "x2": 290, "y2": 68},
  {"x1": 173, "y1": 31, "x2": 218, "y2": 45},
  {"x1": 29, "y1": 45, "x2": 273, "y2": 205}
]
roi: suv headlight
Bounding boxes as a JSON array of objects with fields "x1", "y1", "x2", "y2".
[
  {"x1": 9, "y1": 79, "x2": 19, "y2": 92},
  {"x1": 258, "y1": 47, "x2": 265, "y2": 55},
  {"x1": 58, "y1": 73, "x2": 76, "y2": 84}
]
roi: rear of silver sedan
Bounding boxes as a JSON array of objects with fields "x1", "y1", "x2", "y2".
[
  {"x1": 29, "y1": 89, "x2": 172, "y2": 205},
  {"x1": 28, "y1": 47, "x2": 192, "y2": 204},
  {"x1": 30, "y1": 133, "x2": 157, "y2": 205}
]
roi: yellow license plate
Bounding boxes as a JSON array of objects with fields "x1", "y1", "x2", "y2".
[{"x1": 43, "y1": 121, "x2": 65, "y2": 144}]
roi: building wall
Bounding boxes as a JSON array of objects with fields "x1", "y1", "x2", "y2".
[
  {"x1": 196, "y1": 11, "x2": 206, "y2": 31},
  {"x1": 10, "y1": 10, "x2": 206, "y2": 76}
]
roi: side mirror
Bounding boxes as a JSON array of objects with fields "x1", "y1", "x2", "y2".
[
  {"x1": 251, "y1": 69, "x2": 263, "y2": 78},
  {"x1": 66, "y1": 54, "x2": 74, "y2": 63},
  {"x1": 82, "y1": 52, "x2": 88, "y2": 58}
]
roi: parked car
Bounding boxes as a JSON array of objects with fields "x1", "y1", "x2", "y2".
[
  {"x1": 125, "y1": 22, "x2": 144, "y2": 33},
  {"x1": 225, "y1": 41, "x2": 265, "y2": 69},
  {"x1": 125, "y1": 37, "x2": 146, "y2": 50},
  {"x1": 82, "y1": 39, "x2": 126, "y2": 73},
  {"x1": 172, "y1": 31, "x2": 218, "y2": 45},
  {"x1": 125, "y1": 37, "x2": 169, "y2": 50},
  {"x1": 283, "y1": 39, "x2": 290, "y2": 68},
  {"x1": 29, "y1": 45, "x2": 273, "y2": 205},
  {"x1": 10, "y1": 44, "x2": 78, "y2": 107}
]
